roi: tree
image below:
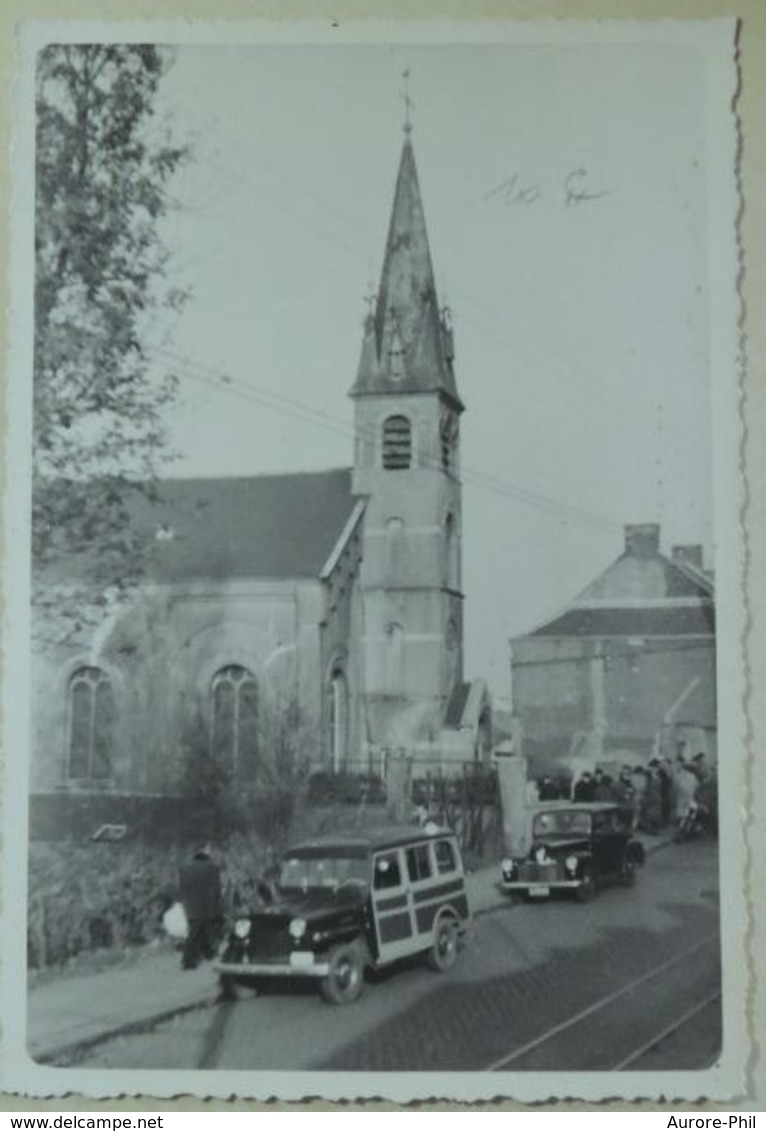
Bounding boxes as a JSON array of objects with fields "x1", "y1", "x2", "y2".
[{"x1": 33, "y1": 44, "x2": 188, "y2": 615}]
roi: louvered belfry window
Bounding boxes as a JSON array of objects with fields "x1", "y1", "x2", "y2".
[{"x1": 382, "y1": 415, "x2": 412, "y2": 470}]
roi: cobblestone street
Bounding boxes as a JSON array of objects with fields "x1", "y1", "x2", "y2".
[{"x1": 72, "y1": 840, "x2": 720, "y2": 1072}]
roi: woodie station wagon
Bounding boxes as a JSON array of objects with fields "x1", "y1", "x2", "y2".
[{"x1": 214, "y1": 824, "x2": 471, "y2": 1004}]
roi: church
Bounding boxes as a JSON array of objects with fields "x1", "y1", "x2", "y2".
[{"x1": 30, "y1": 130, "x2": 492, "y2": 808}]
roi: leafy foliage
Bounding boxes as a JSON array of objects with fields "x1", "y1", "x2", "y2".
[
  {"x1": 27, "y1": 835, "x2": 274, "y2": 970},
  {"x1": 33, "y1": 44, "x2": 188, "y2": 606}
]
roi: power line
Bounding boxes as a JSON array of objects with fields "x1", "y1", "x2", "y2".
[
  {"x1": 152, "y1": 345, "x2": 622, "y2": 535},
  {"x1": 192, "y1": 120, "x2": 673, "y2": 435}
]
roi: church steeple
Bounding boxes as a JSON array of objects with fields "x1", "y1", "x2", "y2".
[{"x1": 351, "y1": 137, "x2": 463, "y2": 412}]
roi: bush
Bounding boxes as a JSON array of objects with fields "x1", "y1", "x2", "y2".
[
  {"x1": 27, "y1": 840, "x2": 183, "y2": 970},
  {"x1": 27, "y1": 830, "x2": 279, "y2": 971}
]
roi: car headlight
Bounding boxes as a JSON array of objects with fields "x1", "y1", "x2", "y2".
[
  {"x1": 288, "y1": 917, "x2": 307, "y2": 940},
  {"x1": 565, "y1": 855, "x2": 579, "y2": 875},
  {"x1": 234, "y1": 918, "x2": 251, "y2": 939}
]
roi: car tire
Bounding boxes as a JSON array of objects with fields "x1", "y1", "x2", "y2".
[
  {"x1": 426, "y1": 917, "x2": 459, "y2": 973},
  {"x1": 217, "y1": 975, "x2": 238, "y2": 1002},
  {"x1": 575, "y1": 868, "x2": 597, "y2": 903},
  {"x1": 620, "y1": 855, "x2": 638, "y2": 887},
  {"x1": 320, "y1": 942, "x2": 365, "y2": 1005}
]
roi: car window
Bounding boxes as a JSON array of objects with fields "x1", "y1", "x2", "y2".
[
  {"x1": 373, "y1": 851, "x2": 402, "y2": 890},
  {"x1": 534, "y1": 810, "x2": 591, "y2": 837},
  {"x1": 434, "y1": 839, "x2": 456, "y2": 875},
  {"x1": 279, "y1": 853, "x2": 369, "y2": 890},
  {"x1": 594, "y1": 810, "x2": 628, "y2": 834},
  {"x1": 406, "y1": 843, "x2": 433, "y2": 883}
]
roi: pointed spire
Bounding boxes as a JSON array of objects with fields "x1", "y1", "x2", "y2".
[{"x1": 351, "y1": 135, "x2": 463, "y2": 410}]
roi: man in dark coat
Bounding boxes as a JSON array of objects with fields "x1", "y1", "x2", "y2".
[
  {"x1": 573, "y1": 772, "x2": 595, "y2": 802},
  {"x1": 179, "y1": 847, "x2": 223, "y2": 971}
]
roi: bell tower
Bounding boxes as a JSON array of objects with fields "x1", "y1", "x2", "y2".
[{"x1": 350, "y1": 127, "x2": 464, "y2": 753}]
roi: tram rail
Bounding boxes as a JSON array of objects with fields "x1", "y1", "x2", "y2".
[{"x1": 487, "y1": 932, "x2": 720, "y2": 1072}]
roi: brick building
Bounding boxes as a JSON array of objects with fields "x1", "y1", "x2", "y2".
[{"x1": 510, "y1": 523, "x2": 715, "y2": 774}]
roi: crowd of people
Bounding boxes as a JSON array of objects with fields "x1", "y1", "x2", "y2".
[{"x1": 532, "y1": 751, "x2": 718, "y2": 838}]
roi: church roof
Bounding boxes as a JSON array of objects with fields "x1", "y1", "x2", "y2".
[
  {"x1": 351, "y1": 137, "x2": 463, "y2": 410},
  {"x1": 41, "y1": 469, "x2": 361, "y2": 584},
  {"x1": 144, "y1": 469, "x2": 360, "y2": 582}
]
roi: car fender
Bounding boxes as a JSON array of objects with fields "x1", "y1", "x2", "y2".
[
  {"x1": 575, "y1": 852, "x2": 595, "y2": 878},
  {"x1": 433, "y1": 901, "x2": 466, "y2": 932}
]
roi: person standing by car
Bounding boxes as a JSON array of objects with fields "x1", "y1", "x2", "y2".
[
  {"x1": 178, "y1": 846, "x2": 224, "y2": 971},
  {"x1": 594, "y1": 770, "x2": 614, "y2": 801},
  {"x1": 641, "y1": 762, "x2": 663, "y2": 833},
  {"x1": 674, "y1": 756, "x2": 700, "y2": 836},
  {"x1": 657, "y1": 757, "x2": 674, "y2": 827},
  {"x1": 573, "y1": 771, "x2": 595, "y2": 802},
  {"x1": 613, "y1": 766, "x2": 636, "y2": 807}
]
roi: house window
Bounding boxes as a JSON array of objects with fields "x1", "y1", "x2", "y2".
[
  {"x1": 68, "y1": 666, "x2": 114, "y2": 781},
  {"x1": 382, "y1": 415, "x2": 412, "y2": 470},
  {"x1": 211, "y1": 665, "x2": 259, "y2": 774},
  {"x1": 326, "y1": 665, "x2": 348, "y2": 771}
]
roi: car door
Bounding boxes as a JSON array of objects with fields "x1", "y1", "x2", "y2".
[
  {"x1": 371, "y1": 848, "x2": 415, "y2": 964},
  {"x1": 411, "y1": 837, "x2": 470, "y2": 934},
  {"x1": 592, "y1": 809, "x2": 627, "y2": 876}
]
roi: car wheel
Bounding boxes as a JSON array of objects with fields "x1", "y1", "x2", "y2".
[
  {"x1": 620, "y1": 855, "x2": 638, "y2": 887},
  {"x1": 426, "y1": 917, "x2": 459, "y2": 973},
  {"x1": 575, "y1": 868, "x2": 597, "y2": 903},
  {"x1": 217, "y1": 975, "x2": 238, "y2": 1002},
  {"x1": 320, "y1": 942, "x2": 365, "y2": 1005}
]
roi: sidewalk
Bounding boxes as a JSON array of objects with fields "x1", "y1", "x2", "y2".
[{"x1": 27, "y1": 831, "x2": 673, "y2": 1064}]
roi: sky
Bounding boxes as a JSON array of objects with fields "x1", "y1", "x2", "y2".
[{"x1": 145, "y1": 37, "x2": 720, "y2": 698}]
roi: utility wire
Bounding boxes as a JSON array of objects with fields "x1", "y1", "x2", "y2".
[
  {"x1": 153, "y1": 345, "x2": 623, "y2": 535},
  {"x1": 194, "y1": 121, "x2": 679, "y2": 434}
]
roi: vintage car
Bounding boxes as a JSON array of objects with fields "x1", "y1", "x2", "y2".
[
  {"x1": 214, "y1": 824, "x2": 471, "y2": 1005},
  {"x1": 499, "y1": 801, "x2": 645, "y2": 902}
]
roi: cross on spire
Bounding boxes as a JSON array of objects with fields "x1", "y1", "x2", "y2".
[{"x1": 401, "y1": 66, "x2": 414, "y2": 135}]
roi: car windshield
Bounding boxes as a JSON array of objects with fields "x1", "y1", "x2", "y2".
[
  {"x1": 533, "y1": 810, "x2": 591, "y2": 838},
  {"x1": 278, "y1": 851, "x2": 370, "y2": 892}
]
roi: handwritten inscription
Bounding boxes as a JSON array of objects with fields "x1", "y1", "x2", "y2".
[{"x1": 485, "y1": 168, "x2": 609, "y2": 208}]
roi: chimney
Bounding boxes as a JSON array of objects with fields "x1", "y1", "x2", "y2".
[
  {"x1": 672, "y1": 544, "x2": 704, "y2": 569},
  {"x1": 624, "y1": 523, "x2": 660, "y2": 557}
]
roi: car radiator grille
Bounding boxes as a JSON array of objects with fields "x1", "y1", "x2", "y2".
[
  {"x1": 248, "y1": 927, "x2": 291, "y2": 962},
  {"x1": 519, "y1": 862, "x2": 561, "y2": 882}
]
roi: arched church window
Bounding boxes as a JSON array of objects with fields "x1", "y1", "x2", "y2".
[
  {"x1": 211, "y1": 665, "x2": 259, "y2": 774},
  {"x1": 67, "y1": 666, "x2": 114, "y2": 781},
  {"x1": 326, "y1": 665, "x2": 349, "y2": 771},
  {"x1": 382, "y1": 415, "x2": 412, "y2": 470}
]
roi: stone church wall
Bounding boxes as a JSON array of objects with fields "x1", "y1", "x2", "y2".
[{"x1": 31, "y1": 576, "x2": 325, "y2": 797}]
